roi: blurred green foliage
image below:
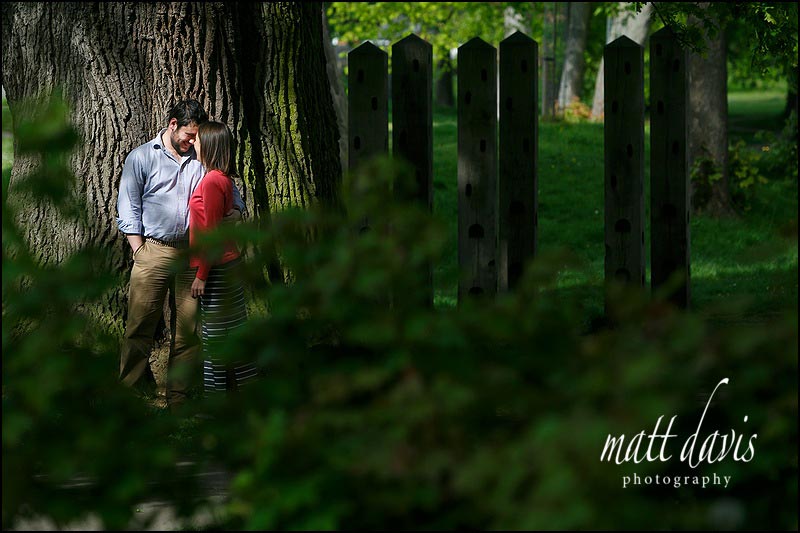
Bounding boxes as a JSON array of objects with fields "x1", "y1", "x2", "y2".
[{"x1": 3, "y1": 97, "x2": 797, "y2": 530}]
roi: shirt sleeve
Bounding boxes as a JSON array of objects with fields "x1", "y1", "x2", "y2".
[
  {"x1": 195, "y1": 174, "x2": 228, "y2": 281},
  {"x1": 116, "y1": 150, "x2": 145, "y2": 235}
]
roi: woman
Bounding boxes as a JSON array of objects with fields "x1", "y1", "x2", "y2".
[{"x1": 189, "y1": 121, "x2": 256, "y2": 394}]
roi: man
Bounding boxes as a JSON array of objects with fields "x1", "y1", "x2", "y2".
[{"x1": 116, "y1": 99, "x2": 244, "y2": 408}]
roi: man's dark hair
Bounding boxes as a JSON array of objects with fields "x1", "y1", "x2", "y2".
[{"x1": 166, "y1": 99, "x2": 208, "y2": 128}]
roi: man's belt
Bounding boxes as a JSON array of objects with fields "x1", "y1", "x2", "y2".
[{"x1": 145, "y1": 236, "x2": 189, "y2": 249}]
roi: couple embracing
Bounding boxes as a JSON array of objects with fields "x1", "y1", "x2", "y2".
[{"x1": 117, "y1": 99, "x2": 256, "y2": 409}]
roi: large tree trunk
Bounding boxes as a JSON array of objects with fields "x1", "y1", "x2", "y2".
[
  {"x1": 688, "y1": 10, "x2": 734, "y2": 216},
  {"x1": 557, "y1": 2, "x2": 591, "y2": 110},
  {"x1": 322, "y1": 5, "x2": 347, "y2": 175},
  {"x1": 1, "y1": 2, "x2": 342, "y2": 334},
  {"x1": 541, "y1": 2, "x2": 558, "y2": 119},
  {"x1": 590, "y1": 3, "x2": 652, "y2": 120}
]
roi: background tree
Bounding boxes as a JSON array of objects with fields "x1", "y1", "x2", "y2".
[
  {"x1": 649, "y1": 1, "x2": 798, "y2": 215},
  {"x1": 1, "y1": 2, "x2": 342, "y2": 332},
  {"x1": 590, "y1": 2, "x2": 653, "y2": 120},
  {"x1": 687, "y1": 5, "x2": 734, "y2": 216},
  {"x1": 557, "y1": 2, "x2": 592, "y2": 111}
]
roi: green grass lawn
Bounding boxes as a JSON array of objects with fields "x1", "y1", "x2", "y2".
[{"x1": 3, "y1": 90, "x2": 797, "y2": 323}]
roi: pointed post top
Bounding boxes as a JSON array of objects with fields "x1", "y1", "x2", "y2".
[
  {"x1": 606, "y1": 35, "x2": 642, "y2": 49},
  {"x1": 650, "y1": 27, "x2": 681, "y2": 43},
  {"x1": 394, "y1": 33, "x2": 432, "y2": 50},
  {"x1": 501, "y1": 31, "x2": 534, "y2": 45},
  {"x1": 350, "y1": 41, "x2": 388, "y2": 57},
  {"x1": 459, "y1": 37, "x2": 495, "y2": 51}
]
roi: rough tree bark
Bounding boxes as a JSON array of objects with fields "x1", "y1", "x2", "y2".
[
  {"x1": 1, "y1": 2, "x2": 342, "y2": 334},
  {"x1": 557, "y1": 2, "x2": 591, "y2": 111},
  {"x1": 590, "y1": 3, "x2": 652, "y2": 120},
  {"x1": 688, "y1": 9, "x2": 734, "y2": 216},
  {"x1": 322, "y1": 5, "x2": 347, "y2": 174}
]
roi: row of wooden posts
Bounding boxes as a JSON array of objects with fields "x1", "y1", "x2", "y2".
[{"x1": 348, "y1": 29, "x2": 690, "y2": 310}]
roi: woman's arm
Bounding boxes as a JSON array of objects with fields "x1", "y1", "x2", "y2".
[{"x1": 195, "y1": 173, "x2": 229, "y2": 281}]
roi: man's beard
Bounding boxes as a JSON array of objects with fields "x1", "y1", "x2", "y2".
[{"x1": 171, "y1": 132, "x2": 190, "y2": 156}]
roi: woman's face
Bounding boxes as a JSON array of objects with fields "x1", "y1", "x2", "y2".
[{"x1": 194, "y1": 134, "x2": 202, "y2": 164}]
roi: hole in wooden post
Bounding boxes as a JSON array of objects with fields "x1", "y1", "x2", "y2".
[
  {"x1": 465, "y1": 91, "x2": 472, "y2": 104},
  {"x1": 371, "y1": 96, "x2": 378, "y2": 110},
  {"x1": 480, "y1": 139, "x2": 486, "y2": 152},
  {"x1": 465, "y1": 183, "x2": 473, "y2": 197},
  {"x1": 506, "y1": 97, "x2": 513, "y2": 111},
  {"x1": 488, "y1": 260, "x2": 495, "y2": 268},
  {"x1": 521, "y1": 59, "x2": 528, "y2": 72},
  {"x1": 523, "y1": 138, "x2": 530, "y2": 153},
  {"x1": 627, "y1": 144, "x2": 633, "y2": 158},
  {"x1": 672, "y1": 59, "x2": 680, "y2": 72},
  {"x1": 657, "y1": 101, "x2": 664, "y2": 114},
  {"x1": 468, "y1": 224, "x2": 484, "y2": 239},
  {"x1": 413, "y1": 59, "x2": 420, "y2": 72},
  {"x1": 481, "y1": 68, "x2": 487, "y2": 81},
  {"x1": 625, "y1": 62, "x2": 631, "y2": 74},
  {"x1": 510, "y1": 262, "x2": 523, "y2": 280},
  {"x1": 469, "y1": 287, "x2": 484, "y2": 296},
  {"x1": 656, "y1": 43, "x2": 663, "y2": 56},
  {"x1": 611, "y1": 174, "x2": 618, "y2": 189},
  {"x1": 642, "y1": 274, "x2": 646, "y2": 285},
  {"x1": 615, "y1": 219, "x2": 631, "y2": 233},
  {"x1": 357, "y1": 69, "x2": 364, "y2": 83},
  {"x1": 615, "y1": 268, "x2": 631, "y2": 282},
  {"x1": 510, "y1": 201, "x2": 525, "y2": 216},
  {"x1": 672, "y1": 141, "x2": 679, "y2": 155},
  {"x1": 611, "y1": 101, "x2": 618, "y2": 113},
  {"x1": 354, "y1": 136, "x2": 361, "y2": 150}
]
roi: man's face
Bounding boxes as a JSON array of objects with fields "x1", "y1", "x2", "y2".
[{"x1": 168, "y1": 119, "x2": 198, "y2": 156}]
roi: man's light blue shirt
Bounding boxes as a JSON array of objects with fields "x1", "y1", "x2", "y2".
[{"x1": 116, "y1": 130, "x2": 244, "y2": 241}]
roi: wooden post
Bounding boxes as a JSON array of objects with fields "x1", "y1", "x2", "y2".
[
  {"x1": 392, "y1": 33, "x2": 434, "y2": 307},
  {"x1": 348, "y1": 42, "x2": 389, "y2": 230},
  {"x1": 458, "y1": 38, "x2": 497, "y2": 303},
  {"x1": 499, "y1": 31, "x2": 538, "y2": 292},
  {"x1": 604, "y1": 36, "x2": 645, "y2": 310},
  {"x1": 650, "y1": 28, "x2": 690, "y2": 308}
]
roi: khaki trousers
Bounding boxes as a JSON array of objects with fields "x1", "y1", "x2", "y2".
[{"x1": 119, "y1": 240, "x2": 199, "y2": 406}]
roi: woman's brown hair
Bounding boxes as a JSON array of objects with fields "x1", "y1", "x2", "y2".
[{"x1": 197, "y1": 121, "x2": 238, "y2": 178}]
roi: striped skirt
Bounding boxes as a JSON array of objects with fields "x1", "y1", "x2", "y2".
[{"x1": 199, "y1": 258, "x2": 257, "y2": 393}]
